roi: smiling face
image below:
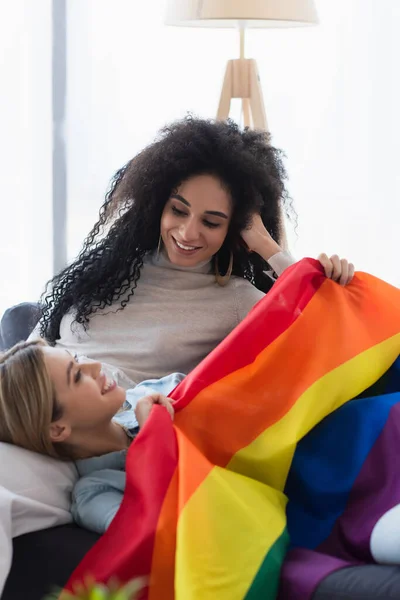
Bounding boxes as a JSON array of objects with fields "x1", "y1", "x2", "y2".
[
  {"x1": 42, "y1": 347, "x2": 126, "y2": 445},
  {"x1": 160, "y1": 174, "x2": 232, "y2": 267}
]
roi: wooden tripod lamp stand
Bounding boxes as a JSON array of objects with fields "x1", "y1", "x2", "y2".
[
  {"x1": 165, "y1": 0, "x2": 318, "y2": 131},
  {"x1": 217, "y1": 26, "x2": 268, "y2": 130}
]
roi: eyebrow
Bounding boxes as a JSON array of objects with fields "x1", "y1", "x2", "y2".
[
  {"x1": 171, "y1": 194, "x2": 229, "y2": 220},
  {"x1": 66, "y1": 360, "x2": 74, "y2": 387}
]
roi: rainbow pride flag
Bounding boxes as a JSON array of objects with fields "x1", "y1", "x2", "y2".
[{"x1": 65, "y1": 259, "x2": 400, "y2": 600}]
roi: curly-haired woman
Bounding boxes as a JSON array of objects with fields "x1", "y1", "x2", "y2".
[{"x1": 37, "y1": 117, "x2": 353, "y2": 386}]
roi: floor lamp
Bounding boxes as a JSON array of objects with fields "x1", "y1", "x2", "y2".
[{"x1": 165, "y1": 0, "x2": 318, "y2": 130}]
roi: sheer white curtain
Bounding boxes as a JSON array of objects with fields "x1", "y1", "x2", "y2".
[
  {"x1": 1, "y1": 0, "x2": 398, "y2": 321},
  {"x1": 66, "y1": 0, "x2": 399, "y2": 286},
  {"x1": 0, "y1": 1, "x2": 53, "y2": 316},
  {"x1": 256, "y1": 0, "x2": 400, "y2": 285},
  {"x1": 66, "y1": 0, "x2": 237, "y2": 257}
]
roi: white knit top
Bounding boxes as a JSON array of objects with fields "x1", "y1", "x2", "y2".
[{"x1": 53, "y1": 251, "x2": 295, "y2": 386}]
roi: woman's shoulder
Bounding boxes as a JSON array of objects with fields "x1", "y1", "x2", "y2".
[{"x1": 75, "y1": 450, "x2": 126, "y2": 477}]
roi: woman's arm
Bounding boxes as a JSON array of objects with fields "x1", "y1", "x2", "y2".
[
  {"x1": 71, "y1": 469, "x2": 125, "y2": 534},
  {"x1": 241, "y1": 214, "x2": 354, "y2": 286},
  {"x1": 266, "y1": 250, "x2": 297, "y2": 277}
]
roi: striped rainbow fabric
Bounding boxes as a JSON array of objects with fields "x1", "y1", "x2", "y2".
[{"x1": 65, "y1": 258, "x2": 400, "y2": 600}]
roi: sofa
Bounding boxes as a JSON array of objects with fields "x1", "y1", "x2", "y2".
[{"x1": 2, "y1": 303, "x2": 400, "y2": 600}]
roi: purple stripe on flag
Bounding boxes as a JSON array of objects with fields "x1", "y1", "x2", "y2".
[
  {"x1": 318, "y1": 402, "x2": 400, "y2": 562},
  {"x1": 279, "y1": 548, "x2": 351, "y2": 600},
  {"x1": 280, "y1": 401, "x2": 400, "y2": 600}
]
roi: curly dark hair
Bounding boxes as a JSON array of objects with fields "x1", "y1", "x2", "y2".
[{"x1": 40, "y1": 116, "x2": 294, "y2": 343}]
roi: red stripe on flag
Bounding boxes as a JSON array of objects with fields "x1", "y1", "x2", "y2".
[{"x1": 64, "y1": 407, "x2": 178, "y2": 596}]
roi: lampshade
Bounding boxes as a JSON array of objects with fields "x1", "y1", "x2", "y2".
[{"x1": 165, "y1": 0, "x2": 319, "y2": 28}]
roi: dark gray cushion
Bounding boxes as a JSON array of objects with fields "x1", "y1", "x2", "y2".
[
  {"x1": 313, "y1": 565, "x2": 400, "y2": 599},
  {"x1": 3, "y1": 524, "x2": 100, "y2": 600},
  {"x1": 0, "y1": 303, "x2": 41, "y2": 350}
]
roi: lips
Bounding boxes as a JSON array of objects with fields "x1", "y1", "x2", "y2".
[
  {"x1": 101, "y1": 376, "x2": 116, "y2": 395},
  {"x1": 172, "y1": 236, "x2": 202, "y2": 254}
]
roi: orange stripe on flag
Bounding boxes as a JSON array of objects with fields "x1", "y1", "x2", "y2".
[
  {"x1": 150, "y1": 430, "x2": 214, "y2": 599},
  {"x1": 149, "y1": 470, "x2": 178, "y2": 600}
]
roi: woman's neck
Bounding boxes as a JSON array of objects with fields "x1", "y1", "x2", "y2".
[
  {"x1": 149, "y1": 249, "x2": 212, "y2": 274},
  {"x1": 71, "y1": 422, "x2": 130, "y2": 459}
]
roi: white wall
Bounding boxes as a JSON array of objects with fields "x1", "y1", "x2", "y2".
[
  {"x1": 64, "y1": 0, "x2": 400, "y2": 286},
  {"x1": 0, "y1": 1, "x2": 53, "y2": 315}
]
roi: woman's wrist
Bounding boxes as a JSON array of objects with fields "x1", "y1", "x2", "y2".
[{"x1": 253, "y1": 236, "x2": 282, "y2": 263}]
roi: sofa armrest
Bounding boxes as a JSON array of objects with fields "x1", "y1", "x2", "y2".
[{"x1": 0, "y1": 303, "x2": 42, "y2": 350}]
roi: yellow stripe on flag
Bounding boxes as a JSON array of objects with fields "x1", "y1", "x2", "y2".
[
  {"x1": 174, "y1": 430, "x2": 287, "y2": 600},
  {"x1": 229, "y1": 333, "x2": 400, "y2": 491}
]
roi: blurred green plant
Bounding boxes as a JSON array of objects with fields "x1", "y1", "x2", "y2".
[{"x1": 43, "y1": 577, "x2": 146, "y2": 600}]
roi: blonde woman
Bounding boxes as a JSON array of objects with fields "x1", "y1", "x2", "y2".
[{"x1": 0, "y1": 341, "x2": 177, "y2": 533}]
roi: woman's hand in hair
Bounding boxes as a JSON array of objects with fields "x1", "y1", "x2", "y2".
[
  {"x1": 240, "y1": 213, "x2": 282, "y2": 261},
  {"x1": 135, "y1": 393, "x2": 175, "y2": 429},
  {"x1": 318, "y1": 253, "x2": 355, "y2": 286}
]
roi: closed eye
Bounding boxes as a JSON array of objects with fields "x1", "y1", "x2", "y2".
[
  {"x1": 171, "y1": 203, "x2": 222, "y2": 229},
  {"x1": 203, "y1": 220, "x2": 220, "y2": 229},
  {"x1": 171, "y1": 206, "x2": 187, "y2": 217},
  {"x1": 73, "y1": 354, "x2": 82, "y2": 383}
]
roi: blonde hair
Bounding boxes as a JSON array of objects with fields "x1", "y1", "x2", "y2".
[{"x1": 0, "y1": 340, "x2": 69, "y2": 459}]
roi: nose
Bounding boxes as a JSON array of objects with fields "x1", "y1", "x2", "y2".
[
  {"x1": 180, "y1": 217, "x2": 199, "y2": 242},
  {"x1": 80, "y1": 360, "x2": 102, "y2": 379}
]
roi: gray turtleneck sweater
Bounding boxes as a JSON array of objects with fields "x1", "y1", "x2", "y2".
[{"x1": 52, "y1": 251, "x2": 295, "y2": 386}]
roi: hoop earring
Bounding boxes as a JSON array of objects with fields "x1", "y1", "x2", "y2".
[
  {"x1": 157, "y1": 235, "x2": 162, "y2": 258},
  {"x1": 215, "y1": 251, "x2": 233, "y2": 287}
]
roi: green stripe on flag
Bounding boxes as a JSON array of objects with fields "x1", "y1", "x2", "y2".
[{"x1": 244, "y1": 528, "x2": 290, "y2": 600}]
